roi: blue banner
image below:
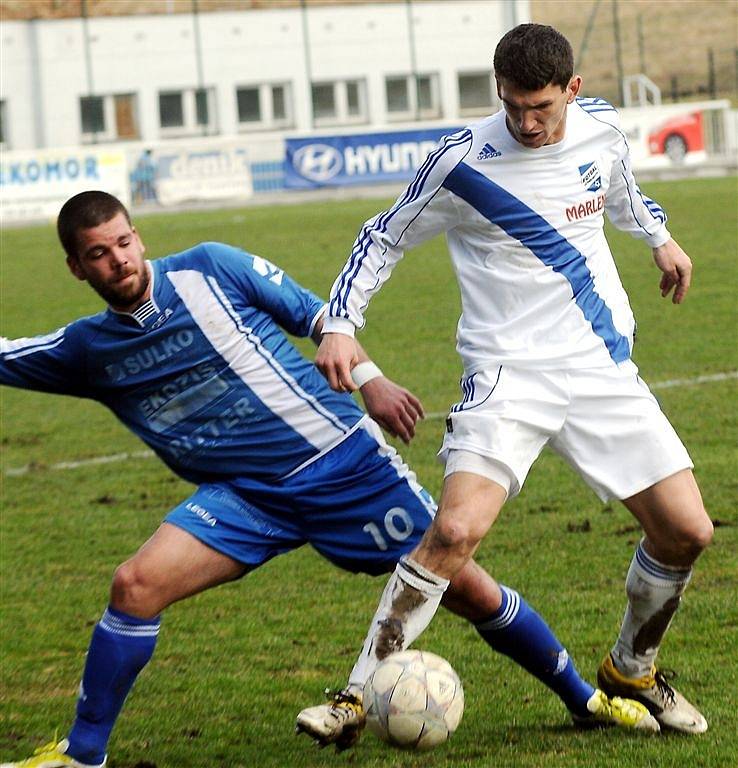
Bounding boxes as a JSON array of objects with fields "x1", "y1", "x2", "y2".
[{"x1": 285, "y1": 127, "x2": 460, "y2": 189}]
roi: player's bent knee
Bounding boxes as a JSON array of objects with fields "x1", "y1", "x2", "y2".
[
  {"x1": 428, "y1": 513, "x2": 486, "y2": 556},
  {"x1": 110, "y1": 560, "x2": 165, "y2": 618},
  {"x1": 685, "y1": 514, "x2": 714, "y2": 554},
  {"x1": 654, "y1": 513, "x2": 713, "y2": 565},
  {"x1": 677, "y1": 503, "x2": 714, "y2": 554}
]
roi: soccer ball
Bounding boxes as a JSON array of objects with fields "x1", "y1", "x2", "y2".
[{"x1": 363, "y1": 649, "x2": 464, "y2": 750}]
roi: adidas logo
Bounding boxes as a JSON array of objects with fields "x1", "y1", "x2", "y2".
[{"x1": 477, "y1": 143, "x2": 502, "y2": 160}]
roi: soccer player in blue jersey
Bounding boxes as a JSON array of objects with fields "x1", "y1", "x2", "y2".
[
  {"x1": 315, "y1": 23, "x2": 712, "y2": 739},
  {"x1": 1, "y1": 191, "x2": 657, "y2": 768}
]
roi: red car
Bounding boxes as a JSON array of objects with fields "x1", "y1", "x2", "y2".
[{"x1": 648, "y1": 111, "x2": 704, "y2": 163}]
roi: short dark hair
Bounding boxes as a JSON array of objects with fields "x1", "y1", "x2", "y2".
[
  {"x1": 493, "y1": 24, "x2": 574, "y2": 91},
  {"x1": 57, "y1": 190, "x2": 132, "y2": 259}
]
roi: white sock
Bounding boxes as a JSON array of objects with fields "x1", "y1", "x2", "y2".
[
  {"x1": 347, "y1": 556, "x2": 449, "y2": 691},
  {"x1": 611, "y1": 540, "x2": 692, "y2": 678}
]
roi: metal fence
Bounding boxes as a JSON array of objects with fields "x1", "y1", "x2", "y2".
[{"x1": 536, "y1": 0, "x2": 737, "y2": 107}]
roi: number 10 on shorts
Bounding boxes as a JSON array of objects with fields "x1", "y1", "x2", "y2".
[{"x1": 363, "y1": 507, "x2": 415, "y2": 551}]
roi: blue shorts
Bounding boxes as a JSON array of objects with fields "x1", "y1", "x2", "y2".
[{"x1": 165, "y1": 419, "x2": 436, "y2": 575}]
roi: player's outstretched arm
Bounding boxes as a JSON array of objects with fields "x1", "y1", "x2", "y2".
[
  {"x1": 652, "y1": 237, "x2": 692, "y2": 304},
  {"x1": 315, "y1": 332, "x2": 359, "y2": 392}
]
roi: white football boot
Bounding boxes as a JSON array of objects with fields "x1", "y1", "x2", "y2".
[
  {"x1": 295, "y1": 689, "x2": 365, "y2": 751},
  {"x1": 598, "y1": 653, "x2": 708, "y2": 734}
]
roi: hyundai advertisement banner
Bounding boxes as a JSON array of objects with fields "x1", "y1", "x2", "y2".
[{"x1": 285, "y1": 127, "x2": 460, "y2": 189}]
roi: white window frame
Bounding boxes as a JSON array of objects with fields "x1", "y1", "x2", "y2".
[
  {"x1": 311, "y1": 79, "x2": 368, "y2": 127},
  {"x1": 385, "y1": 73, "x2": 442, "y2": 122},
  {"x1": 236, "y1": 82, "x2": 294, "y2": 132},
  {"x1": 158, "y1": 87, "x2": 218, "y2": 138},
  {"x1": 457, "y1": 71, "x2": 496, "y2": 117},
  {"x1": 80, "y1": 93, "x2": 140, "y2": 144}
]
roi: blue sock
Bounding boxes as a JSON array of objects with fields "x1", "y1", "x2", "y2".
[
  {"x1": 475, "y1": 586, "x2": 594, "y2": 717},
  {"x1": 67, "y1": 606, "x2": 160, "y2": 764}
]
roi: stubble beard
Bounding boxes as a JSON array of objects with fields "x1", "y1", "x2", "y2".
[{"x1": 97, "y1": 264, "x2": 151, "y2": 312}]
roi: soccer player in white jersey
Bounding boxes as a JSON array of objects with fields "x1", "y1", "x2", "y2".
[
  {"x1": 1, "y1": 192, "x2": 658, "y2": 768},
  {"x1": 313, "y1": 23, "x2": 712, "y2": 739}
]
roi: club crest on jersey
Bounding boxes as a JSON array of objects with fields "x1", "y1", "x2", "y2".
[
  {"x1": 477, "y1": 143, "x2": 502, "y2": 160},
  {"x1": 578, "y1": 162, "x2": 602, "y2": 192}
]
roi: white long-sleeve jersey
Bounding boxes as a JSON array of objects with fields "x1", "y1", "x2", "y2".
[{"x1": 325, "y1": 98, "x2": 671, "y2": 372}]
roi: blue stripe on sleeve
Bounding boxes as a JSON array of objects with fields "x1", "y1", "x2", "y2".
[
  {"x1": 620, "y1": 162, "x2": 667, "y2": 234},
  {"x1": 575, "y1": 101, "x2": 668, "y2": 237},
  {"x1": 442, "y1": 163, "x2": 631, "y2": 363},
  {"x1": 639, "y1": 191, "x2": 666, "y2": 223},
  {"x1": 330, "y1": 130, "x2": 472, "y2": 320},
  {"x1": 576, "y1": 97, "x2": 616, "y2": 115},
  {"x1": 579, "y1": 106, "x2": 617, "y2": 115}
]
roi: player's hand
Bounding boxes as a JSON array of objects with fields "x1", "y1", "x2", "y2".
[
  {"x1": 652, "y1": 238, "x2": 692, "y2": 304},
  {"x1": 315, "y1": 332, "x2": 359, "y2": 392},
  {"x1": 359, "y1": 377, "x2": 425, "y2": 444}
]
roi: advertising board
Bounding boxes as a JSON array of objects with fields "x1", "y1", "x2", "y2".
[
  {"x1": 285, "y1": 127, "x2": 460, "y2": 189},
  {"x1": 0, "y1": 147, "x2": 128, "y2": 224},
  {"x1": 129, "y1": 143, "x2": 254, "y2": 207}
]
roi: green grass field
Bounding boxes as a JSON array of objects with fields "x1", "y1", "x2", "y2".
[{"x1": 1, "y1": 176, "x2": 737, "y2": 768}]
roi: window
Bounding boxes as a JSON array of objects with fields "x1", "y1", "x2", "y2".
[
  {"x1": 158, "y1": 87, "x2": 217, "y2": 136},
  {"x1": 114, "y1": 94, "x2": 138, "y2": 140},
  {"x1": 0, "y1": 100, "x2": 8, "y2": 148},
  {"x1": 386, "y1": 77, "x2": 409, "y2": 114},
  {"x1": 272, "y1": 85, "x2": 286, "y2": 121},
  {"x1": 346, "y1": 81, "x2": 361, "y2": 117},
  {"x1": 80, "y1": 93, "x2": 140, "y2": 142},
  {"x1": 237, "y1": 87, "x2": 261, "y2": 123},
  {"x1": 236, "y1": 83, "x2": 293, "y2": 130},
  {"x1": 458, "y1": 72, "x2": 494, "y2": 116},
  {"x1": 195, "y1": 88, "x2": 209, "y2": 126},
  {"x1": 311, "y1": 84, "x2": 336, "y2": 121},
  {"x1": 159, "y1": 92, "x2": 184, "y2": 128},
  {"x1": 310, "y1": 79, "x2": 368, "y2": 127},
  {"x1": 417, "y1": 76, "x2": 433, "y2": 111},
  {"x1": 385, "y1": 74, "x2": 441, "y2": 121},
  {"x1": 80, "y1": 96, "x2": 105, "y2": 134}
]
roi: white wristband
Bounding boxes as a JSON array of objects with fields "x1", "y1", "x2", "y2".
[{"x1": 351, "y1": 361, "x2": 383, "y2": 388}]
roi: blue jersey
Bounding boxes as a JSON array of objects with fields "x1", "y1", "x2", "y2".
[{"x1": 0, "y1": 243, "x2": 365, "y2": 483}]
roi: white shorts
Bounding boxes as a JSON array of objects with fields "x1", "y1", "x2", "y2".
[{"x1": 438, "y1": 361, "x2": 693, "y2": 502}]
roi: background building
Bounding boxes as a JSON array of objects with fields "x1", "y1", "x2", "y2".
[
  {"x1": 1, "y1": 0, "x2": 734, "y2": 152},
  {"x1": 0, "y1": 1, "x2": 527, "y2": 150},
  {"x1": 0, "y1": 0, "x2": 733, "y2": 223}
]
